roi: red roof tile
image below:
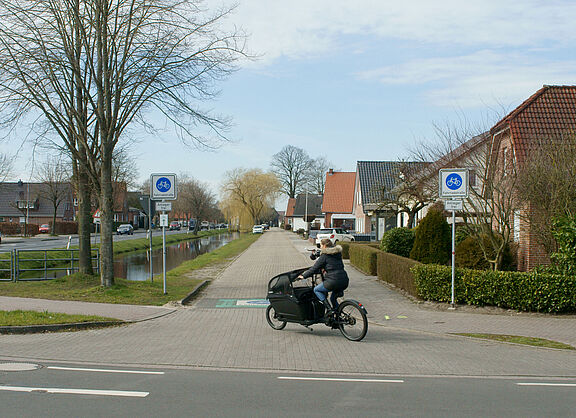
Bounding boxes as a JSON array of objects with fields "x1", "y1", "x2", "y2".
[
  {"x1": 322, "y1": 171, "x2": 356, "y2": 213},
  {"x1": 285, "y1": 198, "x2": 296, "y2": 217},
  {"x1": 491, "y1": 85, "x2": 576, "y2": 163}
]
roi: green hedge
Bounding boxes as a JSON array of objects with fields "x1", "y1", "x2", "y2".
[
  {"x1": 348, "y1": 244, "x2": 380, "y2": 275},
  {"x1": 340, "y1": 242, "x2": 378, "y2": 259},
  {"x1": 412, "y1": 264, "x2": 576, "y2": 313},
  {"x1": 377, "y1": 252, "x2": 420, "y2": 296}
]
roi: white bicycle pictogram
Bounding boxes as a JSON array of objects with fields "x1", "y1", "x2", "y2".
[{"x1": 446, "y1": 176, "x2": 462, "y2": 187}]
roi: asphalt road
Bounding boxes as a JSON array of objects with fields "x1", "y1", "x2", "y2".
[{"x1": 0, "y1": 361, "x2": 574, "y2": 417}]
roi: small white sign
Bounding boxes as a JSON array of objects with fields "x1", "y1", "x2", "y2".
[
  {"x1": 155, "y1": 202, "x2": 172, "y2": 212},
  {"x1": 444, "y1": 200, "x2": 463, "y2": 211},
  {"x1": 150, "y1": 173, "x2": 177, "y2": 200},
  {"x1": 439, "y1": 169, "x2": 469, "y2": 198},
  {"x1": 159, "y1": 214, "x2": 169, "y2": 227}
]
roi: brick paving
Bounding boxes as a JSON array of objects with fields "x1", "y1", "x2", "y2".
[{"x1": 0, "y1": 228, "x2": 575, "y2": 377}]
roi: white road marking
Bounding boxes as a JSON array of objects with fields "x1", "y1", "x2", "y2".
[
  {"x1": 0, "y1": 385, "x2": 148, "y2": 397},
  {"x1": 47, "y1": 366, "x2": 164, "y2": 375},
  {"x1": 278, "y1": 377, "x2": 404, "y2": 383},
  {"x1": 517, "y1": 383, "x2": 576, "y2": 387}
]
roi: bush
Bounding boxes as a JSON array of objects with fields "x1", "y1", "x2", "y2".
[
  {"x1": 455, "y1": 236, "x2": 491, "y2": 270},
  {"x1": 410, "y1": 208, "x2": 450, "y2": 264},
  {"x1": 377, "y1": 251, "x2": 420, "y2": 296},
  {"x1": 348, "y1": 245, "x2": 380, "y2": 275},
  {"x1": 380, "y1": 227, "x2": 415, "y2": 258},
  {"x1": 54, "y1": 222, "x2": 78, "y2": 235},
  {"x1": 340, "y1": 242, "x2": 378, "y2": 259},
  {"x1": 411, "y1": 264, "x2": 576, "y2": 313},
  {"x1": 455, "y1": 234, "x2": 517, "y2": 271}
]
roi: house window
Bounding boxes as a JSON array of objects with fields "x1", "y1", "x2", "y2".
[
  {"x1": 73, "y1": 198, "x2": 78, "y2": 207},
  {"x1": 503, "y1": 147, "x2": 509, "y2": 175},
  {"x1": 514, "y1": 210, "x2": 521, "y2": 242},
  {"x1": 17, "y1": 200, "x2": 34, "y2": 209}
]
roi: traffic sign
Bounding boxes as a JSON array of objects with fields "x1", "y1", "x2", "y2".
[
  {"x1": 439, "y1": 169, "x2": 469, "y2": 198},
  {"x1": 159, "y1": 214, "x2": 169, "y2": 227},
  {"x1": 155, "y1": 202, "x2": 172, "y2": 212},
  {"x1": 444, "y1": 200, "x2": 463, "y2": 211},
  {"x1": 150, "y1": 173, "x2": 177, "y2": 200}
]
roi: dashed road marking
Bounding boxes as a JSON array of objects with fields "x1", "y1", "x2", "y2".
[
  {"x1": 517, "y1": 383, "x2": 576, "y2": 388},
  {"x1": 47, "y1": 366, "x2": 164, "y2": 375},
  {"x1": 0, "y1": 385, "x2": 149, "y2": 397},
  {"x1": 278, "y1": 377, "x2": 404, "y2": 383}
]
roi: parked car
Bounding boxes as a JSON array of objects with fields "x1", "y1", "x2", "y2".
[
  {"x1": 188, "y1": 219, "x2": 197, "y2": 231},
  {"x1": 38, "y1": 224, "x2": 50, "y2": 233},
  {"x1": 200, "y1": 221, "x2": 210, "y2": 231},
  {"x1": 252, "y1": 225, "x2": 264, "y2": 234},
  {"x1": 315, "y1": 228, "x2": 355, "y2": 247},
  {"x1": 116, "y1": 224, "x2": 134, "y2": 235},
  {"x1": 169, "y1": 221, "x2": 181, "y2": 231}
]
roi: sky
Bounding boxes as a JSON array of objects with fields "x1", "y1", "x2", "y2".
[{"x1": 3, "y1": 0, "x2": 576, "y2": 210}]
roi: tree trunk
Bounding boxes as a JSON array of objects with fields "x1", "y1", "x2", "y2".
[
  {"x1": 76, "y1": 159, "x2": 94, "y2": 275},
  {"x1": 99, "y1": 146, "x2": 114, "y2": 287}
]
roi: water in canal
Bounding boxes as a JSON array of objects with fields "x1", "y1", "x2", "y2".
[{"x1": 113, "y1": 232, "x2": 239, "y2": 281}]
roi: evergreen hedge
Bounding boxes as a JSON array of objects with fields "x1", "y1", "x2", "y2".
[
  {"x1": 377, "y1": 251, "x2": 420, "y2": 296},
  {"x1": 412, "y1": 264, "x2": 576, "y2": 313},
  {"x1": 380, "y1": 227, "x2": 415, "y2": 258},
  {"x1": 348, "y1": 244, "x2": 380, "y2": 275}
]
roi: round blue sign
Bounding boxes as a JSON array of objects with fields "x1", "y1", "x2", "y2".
[
  {"x1": 445, "y1": 173, "x2": 463, "y2": 190},
  {"x1": 156, "y1": 177, "x2": 172, "y2": 192}
]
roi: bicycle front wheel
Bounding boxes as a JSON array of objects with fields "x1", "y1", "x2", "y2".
[
  {"x1": 266, "y1": 304, "x2": 287, "y2": 330},
  {"x1": 337, "y1": 301, "x2": 368, "y2": 341}
]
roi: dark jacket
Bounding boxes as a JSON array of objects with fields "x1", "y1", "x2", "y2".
[{"x1": 301, "y1": 245, "x2": 349, "y2": 291}]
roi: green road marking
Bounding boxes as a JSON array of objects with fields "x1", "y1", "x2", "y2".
[
  {"x1": 215, "y1": 299, "x2": 270, "y2": 308},
  {"x1": 384, "y1": 315, "x2": 390, "y2": 320},
  {"x1": 397, "y1": 315, "x2": 408, "y2": 319}
]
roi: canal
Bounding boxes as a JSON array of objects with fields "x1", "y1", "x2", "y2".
[{"x1": 113, "y1": 232, "x2": 239, "y2": 281}]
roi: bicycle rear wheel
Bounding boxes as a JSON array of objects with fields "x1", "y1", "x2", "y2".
[{"x1": 337, "y1": 301, "x2": 367, "y2": 341}]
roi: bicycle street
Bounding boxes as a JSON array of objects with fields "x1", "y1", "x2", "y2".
[{"x1": 0, "y1": 228, "x2": 575, "y2": 377}]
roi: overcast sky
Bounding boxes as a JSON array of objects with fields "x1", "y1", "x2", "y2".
[{"x1": 3, "y1": 0, "x2": 576, "y2": 209}]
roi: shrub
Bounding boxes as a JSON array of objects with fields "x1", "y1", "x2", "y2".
[
  {"x1": 410, "y1": 208, "x2": 450, "y2": 264},
  {"x1": 549, "y1": 215, "x2": 576, "y2": 275},
  {"x1": 377, "y1": 251, "x2": 420, "y2": 296},
  {"x1": 340, "y1": 242, "x2": 378, "y2": 259},
  {"x1": 455, "y1": 236, "x2": 491, "y2": 270},
  {"x1": 380, "y1": 227, "x2": 414, "y2": 258},
  {"x1": 348, "y1": 245, "x2": 380, "y2": 275},
  {"x1": 411, "y1": 264, "x2": 576, "y2": 313}
]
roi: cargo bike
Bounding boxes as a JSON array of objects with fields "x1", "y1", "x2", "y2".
[{"x1": 265, "y1": 268, "x2": 368, "y2": 341}]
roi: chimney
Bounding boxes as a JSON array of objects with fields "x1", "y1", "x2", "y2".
[{"x1": 328, "y1": 168, "x2": 334, "y2": 175}]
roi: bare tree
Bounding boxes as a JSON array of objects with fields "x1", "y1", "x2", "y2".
[
  {"x1": 0, "y1": 0, "x2": 245, "y2": 286},
  {"x1": 516, "y1": 134, "x2": 576, "y2": 253},
  {"x1": 35, "y1": 156, "x2": 71, "y2": 235},
  {"x1": 376, "y1": 161, "x2": 433, "y2": 228},
  {"x1": 271, "y1": 145, "x2": 312, "y2": 198},
  {"x1": 174, "y1": 176, "x2": 217, "y2": 233},
  {"x1": 0, "y1": 153, "x2": 13, "y2": 183},
  {"x1": 306, "y1": 156, "x2": 332, "y2": 195}
]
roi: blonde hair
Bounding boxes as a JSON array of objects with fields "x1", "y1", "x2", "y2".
[{"x1": 320, "y1": 238, "x2": 334, "y2": 247}]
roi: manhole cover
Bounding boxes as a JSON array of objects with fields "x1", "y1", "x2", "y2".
[{"x1": 0, "y1": 362, "x2": 42, "y2": 372}]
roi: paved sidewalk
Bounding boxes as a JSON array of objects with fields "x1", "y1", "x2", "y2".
[
  {"x1": 0, "y1": 228, "x2": 574, "y2": 377},
  {"x1": 289, "y1": 234, "x2": 576, "y2": 347},
  {"x1": 0, "y1": 296, "x2": 176, "y2": 322}
]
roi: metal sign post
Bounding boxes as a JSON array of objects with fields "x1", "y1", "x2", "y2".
[
  {"x1": 439, "y1": 169, "x2": 469, "y2": 309},
  {"x1": 151, "y1": 174, "x2": 177, "y2": 295}
]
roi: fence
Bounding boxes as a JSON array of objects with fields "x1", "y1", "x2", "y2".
[
  {"x1": 0, "y1": 250, "x2": 13, "y2": 282},
  {"x1": 0, "y1": 249, "x2": 99, "y2": 281}
]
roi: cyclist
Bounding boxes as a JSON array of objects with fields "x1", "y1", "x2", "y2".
[{"x1": 297, "y1": 238, "x2": 349, "y2": 316}]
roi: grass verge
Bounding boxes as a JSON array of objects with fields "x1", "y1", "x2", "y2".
[
  {"x1": 0, "y1": 310, "x2": 120, "y2": 326},
  {"x1": 454, "y1": 333, "x2": 575, "y2": 350},
  {"x1": 0, "y1": 232, "x2": 260, "y2": 306}
]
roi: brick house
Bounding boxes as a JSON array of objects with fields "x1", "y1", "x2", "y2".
[
  {"x1": 489, "y1": 85, "x2": 576, "y2": 271},
  {"x1": 322, "y1": 169, "x2": 356, "y2": 230}
]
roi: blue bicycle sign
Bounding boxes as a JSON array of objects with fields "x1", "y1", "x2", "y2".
[
  {"x1": 445, "y1": 173, "x2": 462, "y2": 190},
  {"x1": 439, "y1": 169, "x2": 468, "y2": 198},
  {"x1": 156, "y1": 177, "x2": 172, "y2": 192},
  {"x1": 150, "y1": 173, "x2": 177, "y2": 200}
]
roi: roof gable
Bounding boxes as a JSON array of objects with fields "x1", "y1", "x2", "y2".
[
  {"x1": 285, "y1": 198, "x2": 296, "y2": 217},
  {"x1": 491, "y1": 85, "x2": 576, "y2": 162},
  {"x1": 293, "y1": 194, "x2": 323, "y2": 217},
  {"x1": 322, "y1": 171, "x2": 355, "y2": 213},
  {"x1": 356, "y1": 161, "x2": 423, "y2": 205}
]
